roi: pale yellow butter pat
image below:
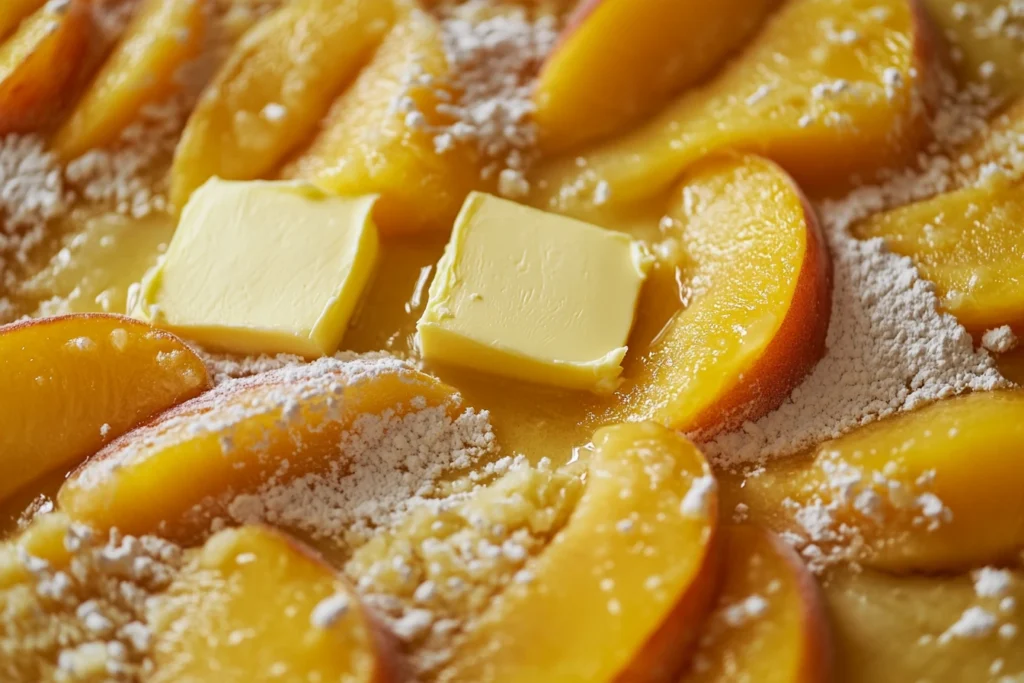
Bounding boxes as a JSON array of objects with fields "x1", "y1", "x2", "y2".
[
  {"x1": 133, "y1": 178, "x2": 379, "y2": 357},
  {"x1": 417, "y1": 192, "x2": 648, "y2": 393}
]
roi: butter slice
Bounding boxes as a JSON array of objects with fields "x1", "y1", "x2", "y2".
[
  {"x1": 133, "y1": 179, "x2": 379, "y2": 357},
  {"x1": 417, "y1": 192, "x2": 648, "y2": 393}
]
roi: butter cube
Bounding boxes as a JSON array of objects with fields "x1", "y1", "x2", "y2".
[
  {"x1": 133, "y1": 179, "x2": 379, "y2": 357},
  {"x1": 417, "y1": 192, "x2": 648, "y2": 393}
]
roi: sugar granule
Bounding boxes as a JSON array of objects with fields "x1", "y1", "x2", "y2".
[{"x1": 982, "y1": 325, "x2": 1018, "y2": 354}]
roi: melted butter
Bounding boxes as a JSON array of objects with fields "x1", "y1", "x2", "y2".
[{"x1": 19, "y1": 211, "x2": 175, "y2": 317}]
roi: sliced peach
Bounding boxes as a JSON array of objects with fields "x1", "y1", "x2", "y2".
[
  {"x1": 826, "y1": 567, "x2": 1024, "y2": 683},
  {"x1": 52, "y1": 0, "x2": 208, "y2": 160},
  {"x1": 439, "y1": 422, "x2": 719, "y2": 683},
  {"x1": 58, "y1": 359, "x2": 467, "y2": 540},
  {"x1": 0, "y1": 0, "x2": 44, "y2": 40},
  {"x1": 853, "y1": 174, "x2": 1024, "y2": 331},
  {"x1": 619, "y1": 155, "x2": 831, "y2": 436},
  {"x1": 149, "y1": 525, "x2": 405, "y2": 682},
  {"x1": 534, "y1": 0, "x2": 780, "y2": 153},
  {"x1": 682, "y1": 525, "x2": 831, "y2": 683},
  {"x1": 0, "y1": 0, "x2": 93, "y2": 134},
  {"x1": 737, "y1": 390, "x2": 1024, "y2": 572},
  {"x1": 284, "y1": 10, "x2": 485, "y2": 237},
  {"x1": 531, "y1": 0, "x2": 940, "y2": 214},
  {"x1": 169, "y1": 0, "x2": 395, "y2": 209},
  {"x1": 0, "y1": 314, "x2": 210, "y2": 504}
]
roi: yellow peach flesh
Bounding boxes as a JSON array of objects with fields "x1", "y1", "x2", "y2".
[
  {"x1": 534, "y1": 0, "x2": 780, "y2": 152},
  {"x1": 736, "y1": 391, "x2": 1024, "y2": 572},
  {"x1": 58, "y1": 359, "x2": 465, "y2": 540},
  {"x1": 0, "y1": 314, "x2": 210, "y2": 504},
  {"x1": 0, "y1": 0, "x2": 93, "y2": 134},
  {"x1": 285, "y1": 11, "x2": 485, "y2": 236},
  {"x1": 53, "y1": 0, "x2": 208, "y2": 160},
  {"x1": 169, "y1": 0, "x2": 395, "y2": 209},
  {"x1": 531, "y1": 0, "x2": 941, "y2": 214},
  {"x1": 619, "y1": 154, "x2": 831, "y2": 436},
  {"x1": 855, "y1": 175, "x2": 1024, "y2": 332},
  {"x1": 149, "y1": 525, "x2": 405, "y2": 683},
  {"x1": 682, "y1": 525, "x2": 832, "y2": 683},
  {"x1": 440, "y1": 422, "x2": 719, "y2": 683}
]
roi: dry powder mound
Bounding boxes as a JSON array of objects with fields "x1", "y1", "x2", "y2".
[
  {"x1": 406, "y1": 2, "x2": 558, "y2": 199},
  {"x1": 224, "y1": 400, "x2": 497, "y2": 548},
  {"x1": 2, "y1": 523, "x2": 183, "y2": 682},
  {"x1": 702, "y1": 200, "x2": 1007, "y2": 468},
  {"x1": 0, "y1": 135, "x2": 69, "y2": 295},
  {"x1": 193, "y1": 347, "x2": 408, "y2": 385},
  {"x1": 344, "y1": 455, "x2": 585, "y2": 677}
]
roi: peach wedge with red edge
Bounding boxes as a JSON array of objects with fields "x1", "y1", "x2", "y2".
[
  {"x1": 853, "y1": 173, "x2": 1024, "y2": 332},
  {"x1": 735, "y1": 390, "x2": 1024, "y2": 573},
  {"x1": 439, "y1": 422, "x2": 719, "y2": 683},
  {"x1": 618, "y1": 154, "x2": 831, "y2": 437},
  {"x1": 284, "y1": 10, "x2": 485, "y2": 237},
  {"x1": 681, "y1": 525, "x2": 832, "y2": 683},
  {"x1": 530, "y1": 0, "x2": 941, "y2": 216},
  {"x1": 169, "y1": 0, "x2": 395, "y2": 210},
  {"x1": 58, "y1": 358, "x2": 467, "y2": 541},
  {"x1": 534, "y1": 0, "x2": 780, "y2": 154},
  {"x1": 0, "y1": 314, "x2": 210, "y2": 504},
  {"x1": 52, "y1": 0, "x2": 208, "y2": 161},
  {"x1": 0, "y1": 0, "x2": 93, "y2": 134},
  {"x1": 149, "y1": 525, "x2": 406, "y2": 683}
]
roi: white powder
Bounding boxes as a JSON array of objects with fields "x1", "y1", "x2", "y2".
[
  {"x1": 64, "y1": 96, "x2": 188, "y2": 218},
  {"x1": 680, "y1": 474, "x2": 717, "y2": 518},
  {"x1": 402, "y1": 3, "x2": 557, "y2": 197},
  {"x1": 4, "y1": 523, "x2": 182, "y2": 681},
  {"x1": 982, "y1": 325, "x2": 1018, "y2": 353},
  {"x1": 192, "y1": 347, "x2": 308, "y2": 385},
  {"x1": 0, "y1": 135, "x2": 69, "y2": 296},
  {"x1": 721, "y1": 594, "x2": 769, "y2": 627},
  {"x1": 940, "y1": 606, "x2": 998, "y2": 641},
  {"x1": 228, "y1": 401, "x2": 497, "y2": 544},
  {"x1": 974, "y1": 567, "x2": 1014, "y2": 598},
  {"x1": 310, "y1": 593, "x2": 351, "y2": 629}
]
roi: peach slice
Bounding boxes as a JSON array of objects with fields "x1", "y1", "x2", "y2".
[
  {"x1": 439, "y1": 422, "x2": 719, "y2": 683},
  {"x1": 0, "y1": 0, "x2": 44, "y2": 40},
  {"x1": 619, "y1": 155, "x2": 831, "y2": 436},
  {"x1": 530, "y1": 0, "x2": 940, "y2": 214},
  {"x1": 52, "y1": 0, "x2": 208, "y2": 160},
  {"x1": 534, "y1": 0, "x2": 780, "y2": 153},
  {"x1": 826, "y1": 566, "x2": 1024, "y2": 683},
  {"x1": 149, "y1": 525, "x2": 405, "y2": 682},
  {"x1": 682, "y1": 525, "x2": 831, "y2": 683},
  {"x1": 284, "y1": 10, "x2": 485, "y2": 237},
  {"x1": 169, "y1": 0, "x2": 395, "y2": 209},
  {"x1": 58, "y1": 358, "x2": 466, "y2": 540},
  {"x1": 0, "y1": 0, "x2": 93, "y2": 134},
  {"x1": 736, "y1": 390, "x2": 1024, "y2": 572},
  {"x1": 853, "y1": 174, "x2": 1024, "y2": 331},
  {"x1": 0, "y1": 314, "x2": 210, "y2": 504}
]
